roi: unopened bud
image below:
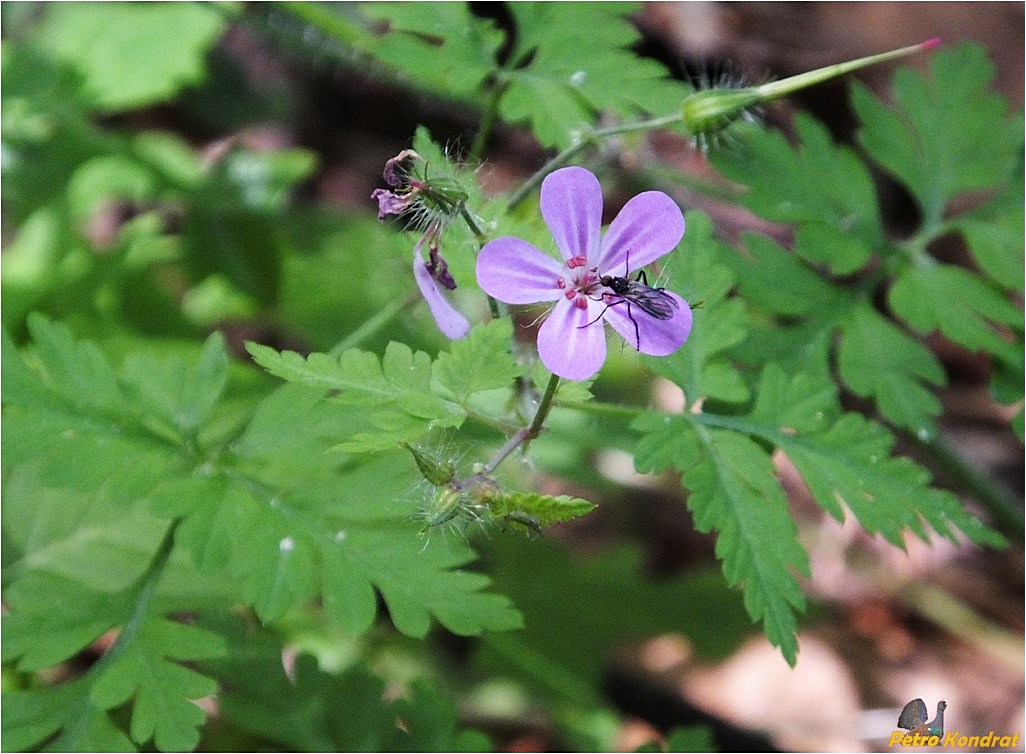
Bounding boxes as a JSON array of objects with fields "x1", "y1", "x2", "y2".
[
  {"x1": 681, "y1": 38, "x2": 941, "y2": 142},
  {"x1": 681, "y1": 87, "x2": 761, "y2": 139},
  {"x1": 401, "y1": 442, "x2": 455, "y2": 486}
]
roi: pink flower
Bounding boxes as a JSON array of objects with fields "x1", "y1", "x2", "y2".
[{"x1": 476, "y1": 167, "x2": 691, "y2": 380}]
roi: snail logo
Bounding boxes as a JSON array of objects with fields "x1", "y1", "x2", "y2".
[{"x1": 888, "y1": 699, "x2": 1022, "y2": 749}]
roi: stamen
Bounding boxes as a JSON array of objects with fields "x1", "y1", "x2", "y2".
[
  {"x1": 556, "y1": 277, "x2": 566, "y2": 289},
  {"x1": 574, "y1": 295, "x2": 588, "y2": 309},
  {"x1": 565, "y1": 289, "x2": 577, "y2": 300}
]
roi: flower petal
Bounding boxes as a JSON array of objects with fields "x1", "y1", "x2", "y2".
[
  {"x1": 414, "y1": 246, "x2": 470, "y2": 339},
  {"x1": 603, "y1": 291, "x2": 692, "y2": 355},
  {"x1": 537, "y1": 298, "x2": 608, "y2": 381},
  {"x1": 477, "y1": 237, "x2": 564, "y2": 304},
  {"x1": 372, "y1": 188, "x2": 413, "y2": 221},
  {"x1": 597, "y1": 191, "x2": 685, "y2": 275},
  {"x1": 540, "y1": 166, "x2": 603, "y2": 262}
]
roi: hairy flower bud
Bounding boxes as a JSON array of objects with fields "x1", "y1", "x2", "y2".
[
  {"x1": 401, "y1": 442, "x2": 455, "y2": 486},
  {"x1": 680, "y1": 38, "x2": 941, "y2": 144}
]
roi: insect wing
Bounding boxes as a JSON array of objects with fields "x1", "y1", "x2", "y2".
[{"x1": 622, "y1": 282, "x2": 679, "y2": 320}]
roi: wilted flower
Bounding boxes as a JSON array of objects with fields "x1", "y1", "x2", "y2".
[
  {"x1": 373, "y1": 149, "x2": 470, "y2": 340},
  {"x1": 412, "y1": 224, "x2": 470, "y2": 340},
  {"x1": 371, "y1": 148, "x2": 468, "y2": 228},
  {"x1": 476, "y1": 166, "x2": 691, "y2": 380}
]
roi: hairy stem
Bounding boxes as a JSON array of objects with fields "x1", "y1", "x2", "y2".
[
  {"x1": 478, "y1": 372, "x2": 561, "y2": 476},
  {"x1": 911, "y1": 429, "x2": 1024, "y2": 538},
  {"x1": 507, "y1": 113, "x2": 684, "y2": 210}
]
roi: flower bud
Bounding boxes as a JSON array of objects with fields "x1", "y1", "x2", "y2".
[
  {"x1": 401, "y1": 442, "x2": 455, "y2": 486},
  {"x1": 681, "y1": 87, "x2": 761, "y2": 140},
  {"x1": 681, "y1": 38, "x2": 940, "y2": 143}
]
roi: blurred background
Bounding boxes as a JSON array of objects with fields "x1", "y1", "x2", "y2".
[{"x1": 3, "y1": 3, "x2": 1023, "y2": 751}]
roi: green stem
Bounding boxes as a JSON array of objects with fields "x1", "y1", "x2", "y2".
[
  {"x1": 469, "y1": 77, "x2": 509, "y2": 163},
  {"x1": 507, "y1": 113, "x2": 684, "y2": 210},
  {"x1": 59, "y1": 519, "x2": 181, "y2": 749},
  {"x1": 910, "y1": 430, "x2": 1024, "y2": 538},
  {"x1": 479, "y1": 372, "x2": 561, "y2": 476}
]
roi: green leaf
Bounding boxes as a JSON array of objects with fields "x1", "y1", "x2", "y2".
[
  {"x1": 3, "y1": 572, "x2": 127, "y2": 671},
  {"x1": 361, "y1": 2, "x2": 502, "y2": 97},
  {"x1": 487, "y1": 491, "x2": 596, "y2": 528},
  {"x1": 89, "y1": 618, "x2": 224, "y2": 752},
  {"x1": 174, "y1": 416, "x2": 522, "y2": 636},
  {"x1": 120, "y1": 332, "x2": 229, "y2": 438},
  {"x1": 729, "y1": 232, "x2": 845, "y2": 316},
  {"x1": 632, "y1": 414, "x2": 809, "y2": 665},
  {"x1": 746, "y1": 363, "x2": 839, "y2": 434},
  {"x1": 202, "y1": 614, "x2": 492, "y2": 752},
  {"x1": 246, "y1": 341, "x2": 465, "y2": 450},
  {"x1": 2, "y1": 679, "x2": 135, "y2": 753},
  {"x1": 34, "y1": 2, "x2": 226, "y2": 112},
  {"x1": 4, "y1": 547, "x2": 225, "y2": 752},
  {"x1": 779, "y1": 413, "x2": 1005, "y2": 548},
  {"x1": 501, "y1": 3, "x2": 683, "y2": 148},
  {"x1": 711, "y1": 113, "x2": 883, "y2": 254},
  {"x1": 852, "y1": 41, "x2": 1022, "y2": 223},
  {"x1": 889, "y1": 263, "x2": 1022, "y2": 358},
  {"x1": 434, "y1": 319, "x2": 525, "y2": 403},
  {"x1": 837, "y1": 303, "x2": 945, "y2": 433},
  {"x1": 645, "y1": 212, "x2": 750, "y2": 405}
]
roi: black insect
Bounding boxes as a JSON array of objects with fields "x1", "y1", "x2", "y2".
[{"x1": 581, "y1": 256, "x2": 678, "y2": 349}]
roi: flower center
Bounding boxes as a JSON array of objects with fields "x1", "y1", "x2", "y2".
[{"x1": 556, "y1": 255, "x2": 606, "y2": 310}]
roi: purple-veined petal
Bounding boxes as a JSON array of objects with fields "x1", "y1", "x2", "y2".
[
  {"x1": 597, "y1": 191, "x2": 685, "y2": 275},
  {"x1": 537, "y1": 297, "x2": 608, "y2": 381},
  {"x1": 604, "y1": 290, "x2": 692, "y2": 355},
  {"x1": 540, "y1": 166, "x2": 603, "y2": 263},
  {"x1": 477, "y1": 237, "x2": 564, "y2": 304},
  {"x1": 414, "y1": 245, "x2": 470, "y2": 339}
]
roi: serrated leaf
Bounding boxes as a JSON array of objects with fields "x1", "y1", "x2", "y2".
[
  {"x1": 645, "y1": 299, "x2": 750, "y2": 405},
  {"x1": 729, "y1": 232, "x2": 845, "y2": 316},
  {"x1": 3, "y1": 573, "x2": 127, "y2": 671},
  {"x1": 837, "y1": 303, "x2": 945, "y2": 433},
  {"x1": 2, "y1": 680, "x2": 135, "y2": 753},
  {"x1": 34, "y1": 2, "x2": 226, "y2": 112},
  {"x1": 120, "y1": 332, "x2": 228, "y2": 438},
  {"x1": 22, "y1": 313, "x2": 128, "y2": 417},
  {"x1": 889, "y1": 263, "x2": 1022, "y2": 358},
  {"x1": 632, "y1": 414, "x2": 808, "y2": 664},
  {"x1": 434, "y1": 319, "x2": 525, "y2": 402},
  {"x1": 711, "y1": 113, "x2": 883, "y2": 248},
  {"x1": 746, "y1": 363, "x2": 839, "y2": 434},
  {"x1": 200, "y1": 615, "x2": 492, "y2": 752},
  {"x1": 90, "y1": 618, "x2": 224, "y2": 752},
  {"x1": 500, "y1": 3, "x2": 683, "y2": 148},
  {"x1": 852, "y1": 42, "x2": 1022, "y2": 223},
  {"x1": 361, "y1": 2, "x2": 502, "y2": 96},
  {"x1": 778, "y1": 413, "x2": 1006, "y2": 548},
  {"x1": 487, "y1": 491, "x2": 596, "y2": 527},
  {"x1": 5, "y1": 553, "x2": 225, "y2": 752},
  {"x1": 247, "y1": 341, "x2": 465, "y2": 451}
]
